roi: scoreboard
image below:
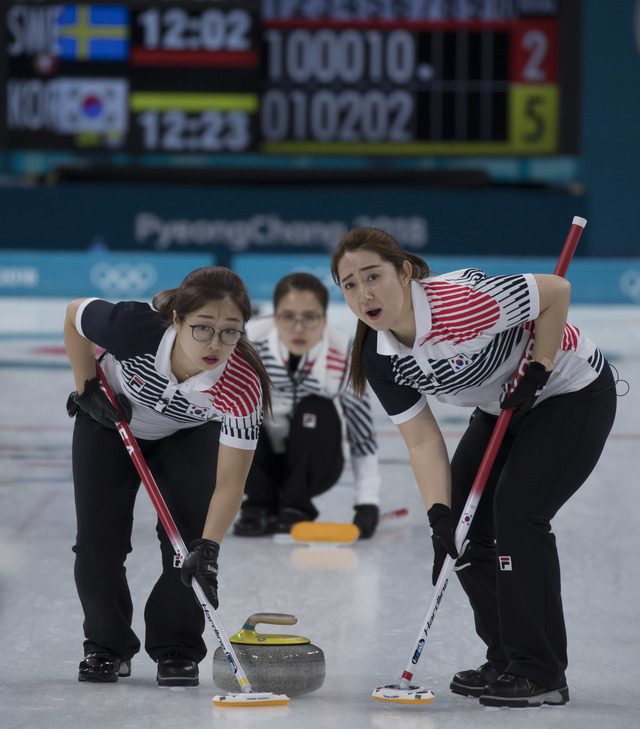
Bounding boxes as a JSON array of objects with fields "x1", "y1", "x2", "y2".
[
  {"x1": 4, "y1": 2, "x2": 262, "y2": 154},
  {"x1": 1, "y1": 1, "x2": 580, "y2": 158}
]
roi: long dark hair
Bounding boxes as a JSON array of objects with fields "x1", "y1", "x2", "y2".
[
  {"x1": 153, "y1": 266, "x2": 272, "y2": 414},
  {"x1": 330, "y1": 227, "x2": 429, "y2": 397},
  {"x1": 273, "y1": 272, "x2": 329, "y2": 313}
]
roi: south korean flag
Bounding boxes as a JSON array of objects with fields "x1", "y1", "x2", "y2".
[
  {"x1": 53, "y1": 78, "x2": 128, "y2": 136},
  {"x1": 448, "y1": 354, "x2": 472, "y2": 372},
  {"x1": 187, "y1": 403, "x2": 209, "y2": 419}
]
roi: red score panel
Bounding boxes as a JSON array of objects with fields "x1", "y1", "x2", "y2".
[{"x1": 511, "y1": 19, "x2": 558, "y2": 84}]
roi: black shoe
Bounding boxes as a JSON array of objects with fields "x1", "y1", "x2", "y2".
[
  {"x1": 78, "y1": 652, "x2": 131, "y2": 683},
  {"x1": 450, "y1": 662, "x2": 501, "y2": 697},
  {"x1": 233, "y1": 507, "x2": 275, "y2": 537},
  {"x1": 273, "y1": 507, "x2": 310, "y2": 534},
  {"x1": 157, "y1": 652, "x2": 199, "y2": 687},
  {"x1": 479, "y1": 672, "x2": 570, "y2": 707}
]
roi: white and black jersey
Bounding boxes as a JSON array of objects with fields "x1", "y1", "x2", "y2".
[
  {"x1": 364, "y1": 272, "x2": 604, "y2": 423},
  {"x1": 246, "y1": 318, "x2": 380, "y2": 504},
  {"x1": 76, "y1": 298, "x2": 262, "y2": 449}
]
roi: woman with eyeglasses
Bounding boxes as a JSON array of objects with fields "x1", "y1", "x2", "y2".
[
  {"x1": 233, "y1": 272, "x2": 381, "y2": 538},
  {"x1": 64, "y1": 267, "x2": 271, "y2": 687}
]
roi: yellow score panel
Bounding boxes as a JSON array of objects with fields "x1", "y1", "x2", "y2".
[{"x1": 509, "y1": 84, "x2": 559, "y2": 154}]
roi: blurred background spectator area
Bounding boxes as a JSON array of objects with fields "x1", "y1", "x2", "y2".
[{"x1": 0, "y1": 1, "x2": 638, "y2": 304}]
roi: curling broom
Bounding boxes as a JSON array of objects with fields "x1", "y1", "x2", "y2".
[
  {"x1": 95, "y1": 361, "x2": 290, "y2": 707},
  {"x1": 372, "y1": 216, "x2": 586, "y2": 705}
]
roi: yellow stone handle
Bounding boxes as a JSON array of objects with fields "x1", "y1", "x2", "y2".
[{"x1": 244, "y1": 613, "x2": 297, "y2": 629}]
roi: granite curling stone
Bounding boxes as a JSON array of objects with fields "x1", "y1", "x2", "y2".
[{"x1": 212, "y1": 613, "x2": 325, "y2": 697}]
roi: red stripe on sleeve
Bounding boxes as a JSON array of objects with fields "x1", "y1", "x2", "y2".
[
  {"x1": 204, "y1": 352, "x2": 262, "y2": 417},
  {"x1": 421, "y1": 282, "x2": 501, "y2": 346}
]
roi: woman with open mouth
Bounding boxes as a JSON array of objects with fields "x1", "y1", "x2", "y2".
[{"x1": 331, "y1": 226, "x2": 618, "y2": 709}]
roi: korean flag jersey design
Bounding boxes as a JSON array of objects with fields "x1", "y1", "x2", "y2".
[
  {"x1": 246, "y1": 317, "x2": 377, "y2": 459},
  {"x1": 246, "y1": 317, "x2": 380, "y2": 505},
  {"x1": 362, "y1": 271, "x2": 605, "y2": 423},
  {"x1": 76, "y1": 298, "x2": 262, "y2": 449}
]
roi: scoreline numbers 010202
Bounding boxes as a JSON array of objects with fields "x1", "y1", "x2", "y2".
[{"x1": 261, "y1": 28, "x2": 421, "y2": 144}]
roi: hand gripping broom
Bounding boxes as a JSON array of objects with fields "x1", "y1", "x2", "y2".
[
  {"x1": 371, "y1": 216, "x2": 587, "y2": 705},
  {"x1": 95, "y1": 361, "x2": 290, "y2": 707}
]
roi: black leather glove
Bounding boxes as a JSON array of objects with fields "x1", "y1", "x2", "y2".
[
  {"x1": 67, "y1": 377, "x2": 132, "y2": 427},
  {"x1": 181, "y1": 539, "x2": 220, "y2": 609},
  {"x1": 500, "y1": 361, "x2": 551, "y2": 419},
  {"x1": 428, "y1": 503, "x2": 458, "y2": 586},
  {"x1": 353, "y1": 504, "x2": 380, "y2": 539}
]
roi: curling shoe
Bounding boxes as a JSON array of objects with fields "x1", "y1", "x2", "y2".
[
  {"x1": 78, "y1": 652, "x2": 131, "y2": 683},
  {"x1": 274, "y1": 507, "x2": 310, "y2": 534},
  {"x1": 233, "y1": 507, "x2": 274, "y2": 537},
  {"x1": 450, "y1": 662, "x2": 501, "y2": 697},
  {"x1": 479, "y1": 672, "x2": 569, "y2": 707},
  {"x1": 157, "y1": 652, "x2": 199, "y2": 687}
]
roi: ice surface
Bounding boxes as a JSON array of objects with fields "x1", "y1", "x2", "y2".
[{"x1": 1, "y1": 299, "x2": 638, "y2": 729}]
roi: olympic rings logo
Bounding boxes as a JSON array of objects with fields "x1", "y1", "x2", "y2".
[
  {"x1": 620, "y1": 269, "x2": 640, "y2": 304},
  {"x1": 90, "y1": 262, "x2": 158, "y2": 297}
]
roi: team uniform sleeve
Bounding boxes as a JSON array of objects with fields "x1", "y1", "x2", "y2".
[
  {"x1": 337, "y1": 353, "x2": 382, "y2": 505},
  {"x1": 339, "y1": 383, "x2": 378, "y2": 458},
  {"x1": 361, "y1": 329, "x2": 427, "y2": 425},
  {"x1": 217, "y1": 352, "x2": 264, "y2": 451},
  {"x1": 219, "y1": 407, "x2": 263, "y2": 451},
  {"x1": 458, "y1": 270, "x2": 541, "y2": 335},
  {"x1": 76, "y1": 298, "x2": 164, "y2": 358}
]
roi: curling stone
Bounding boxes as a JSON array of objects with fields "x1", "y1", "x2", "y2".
[{"x1": 212, "y1": 613, "x2": 325, "y2": 697}]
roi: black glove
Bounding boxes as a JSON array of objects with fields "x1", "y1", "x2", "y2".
[
  {"x1": 500, "y1": 361, "x2": 551, "y2": 419},
  {"x1": 428, "y1": 503, "x2": 458, "y2": 586},
  {"x1": 181, "y1": 539, "x2": 220, "y2": 609},
  {"x1": 353, "y1": 504, "x2": 380, "y2": 539},
  {"x1": 67, "y1": 377, "x2": 132, "y2": 427}
]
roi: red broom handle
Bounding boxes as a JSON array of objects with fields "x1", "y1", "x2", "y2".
[
  {"x1": 94, "y1": 360, "x2": 254, "y2": 693},
  {"x1": 95, "y1": 361, "x2": 187, "y2": 560},
  {"x1": 465, "y1": 215, "x2": 586, "y2": 507},
  {"x1": 399, "y1": 215, "x2": 586, "y2": 687}
]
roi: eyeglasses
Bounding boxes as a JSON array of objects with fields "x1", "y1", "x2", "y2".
[
  {"x1": 275, "y1": 312, "x2": 324, "y2": 330},
  {"x1": 182, "y1": 320, "x2": 244, "y2": 346}
]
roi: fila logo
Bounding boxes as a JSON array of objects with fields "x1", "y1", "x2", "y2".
[
  {"x1": 129, "y1": 375, "x2": 145, "y2": 392},
  {"x1": 499, "y1": 556, "x2": 513, "y2": 571},
  {"x1": 448, "y1": 354, "x2": 472, "y2": 372},
  {"x1": 302, "y1": 413, "x2": 317, "y2": 428}
]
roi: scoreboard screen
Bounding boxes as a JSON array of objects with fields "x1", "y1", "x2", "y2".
[
  {"x1": 4, "y1": 1, "x2": 261, "y2": 154},
  {"x1": 1, "y1": 1, "x2": 580, "y2": 158}
]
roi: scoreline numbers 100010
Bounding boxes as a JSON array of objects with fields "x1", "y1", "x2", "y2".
[{"x1": 261, "y1": 28, "x2": 419, "y2": 143}]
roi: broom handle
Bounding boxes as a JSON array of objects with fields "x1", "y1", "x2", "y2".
[
  {"x1": 461, "y1": 215, "x2": 585, "y2": 515},
  {"x1": 95, "y1": 361, "x2": 253, "y2": 694},
  {"x1": 399, "y1": 215, "x2": 586, "y2": 687}
]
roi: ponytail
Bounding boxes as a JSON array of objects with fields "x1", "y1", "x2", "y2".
[{"x1": 347, "y1": 320, "x2": 372, "y2": 398}]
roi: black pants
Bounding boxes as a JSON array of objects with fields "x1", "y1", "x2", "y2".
[
  {"x1": 243, "y1": 396, "x2": 344, "y2": 519},
  {"x1": 72, "y1": 412, "x2": 221, "y2": 663},
  {"x1": 450, "y1": 364, "x2": 617, "y2": 687}
]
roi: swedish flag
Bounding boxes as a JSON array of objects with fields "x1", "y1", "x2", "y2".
[{"x1": 57, "y1": 4, "x2": 129, "y2": 61}]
